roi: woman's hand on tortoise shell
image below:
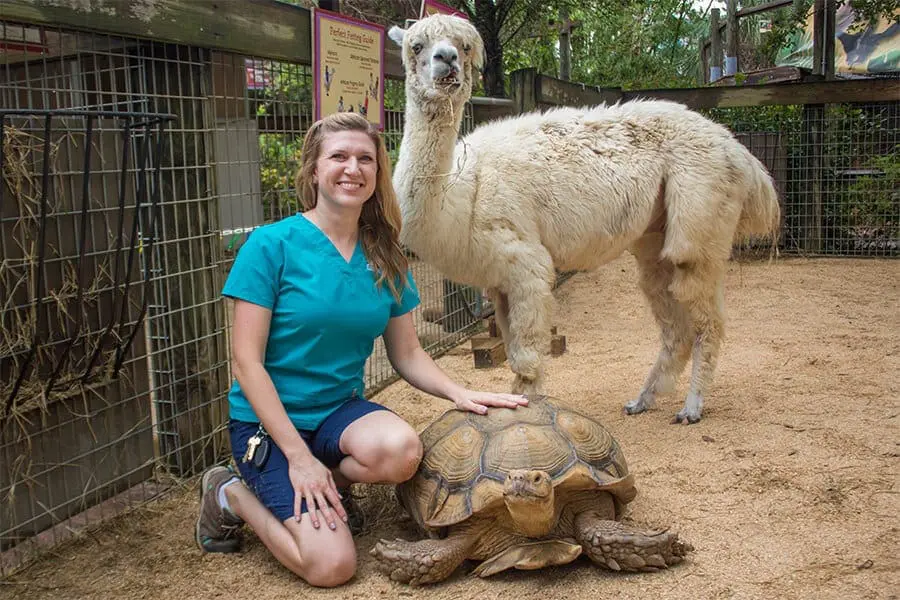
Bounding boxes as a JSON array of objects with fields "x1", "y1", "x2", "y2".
[{"x1": 452, "y1": 390, "x2": 528, "y2": 414}]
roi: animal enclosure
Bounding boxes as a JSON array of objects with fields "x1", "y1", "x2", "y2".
[
  {"x1": 2, "y1": 256, "x2": 897, "y2": 600},
  {"x1": 1, "y1": 2, "x2": 898, "y2": 579}
]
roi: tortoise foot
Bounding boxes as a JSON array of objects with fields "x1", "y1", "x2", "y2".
[
  {"x1": 576, "y1": 517, "x2": 692, "y2": 572},
  {"x1": 370, "y1": 537, "x2": 469, "y2": 586}
]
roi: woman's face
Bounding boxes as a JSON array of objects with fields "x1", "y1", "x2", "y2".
[{"x1": 313, "y1": 130, "x2": 378, "y2": 213}]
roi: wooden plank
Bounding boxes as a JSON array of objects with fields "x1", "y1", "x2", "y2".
[
  {"x1": 812, "y1": 0, "x2": 825, "y2": 76},
  {"x1": 736, "y1": 0, "x2": 793, "y2": 18},
  {"x1": 471, "y1": 337, "x2": 506, "y2": 369},
  {"x1": 710, "y1": 8, "x2": 722, "y2": 82},
  {"x1": 1, "y1": 0, "x2": 313, "y2": 64},
  {"x1": 710, "y1": 66, "x2": 806, "y2": 86},
  {"x1": 823, "y1": 0, "x2": 836, "y2": 80},
  {"x1": 470, "y1": 97, "x2": 515, "y2": 125},
  {"x1": 537, "y1": 74, "x2": 623, "y2": 107},
  {"x1": 725, "y1": 0, "x2": 738, "y2": 76},
  {"x1": 621, "y1": 78, "x2": 899, "y2": 109},
  {"x1": 510, "y1": 68, "x2": 539, "y2": 114}
]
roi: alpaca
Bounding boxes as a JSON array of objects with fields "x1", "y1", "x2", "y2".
[{"x1": 387, "y1": 15, "x2": 780, "y2": 424}]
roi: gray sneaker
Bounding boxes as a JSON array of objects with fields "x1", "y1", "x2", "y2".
[{"x1": 195, "y1": 465, "x2": 244, "y2": 553}]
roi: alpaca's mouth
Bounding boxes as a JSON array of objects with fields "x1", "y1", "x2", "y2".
[{"x1": 434, "y1": 75, "x2": 461, "y2": 89}]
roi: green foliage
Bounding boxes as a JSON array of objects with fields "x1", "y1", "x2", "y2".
[
  {"x1": 827, "y1": 106, "x2": 899, "y2": 243},
  {"x1": 504, "y1": 0, "x2": 707, "y2": 90},
  {"x1": 844, "y1": 147, "x2": 899, "y2": 228},
  {"x1": 252, "y1": 61, "x2": 313, "y2": 218}
]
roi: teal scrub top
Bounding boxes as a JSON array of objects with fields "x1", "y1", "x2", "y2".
[{"x1": 222, "y1": 214, "x2": 420, "y2": 430}]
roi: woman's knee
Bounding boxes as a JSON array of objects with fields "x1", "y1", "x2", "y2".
[
  {"x1": 303, "y1": 551, "x2": 356, "y2": 587},
  {"x1": 379, "y1": 429, "x2": 423, "y2": 482},
  {"x1": 284, "y1": 520, "x2": 357, "y2": 587}
]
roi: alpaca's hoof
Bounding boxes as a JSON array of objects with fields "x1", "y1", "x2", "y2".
[
  {"x1": 624, "y1": 394, "x2": 654, "y2": 415},
  {"x1": 671, "y1": 410, "x2": 702, "y2": 425},
  {"x1": 671, "y1": 393, "x2": 703, "y2": 424},
  {"x1": 511, "y1": 375, "x2": 540, "y2": 395}
]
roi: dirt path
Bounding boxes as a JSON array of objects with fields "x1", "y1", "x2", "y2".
[{"x1": 4, "y1": 256, "x2": 898, "y2": 600}]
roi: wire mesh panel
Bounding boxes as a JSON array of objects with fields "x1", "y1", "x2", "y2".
[
  {"x1": 0, "y1": 21, "x2": 225, "y2": 574},
  {"x1": 0, "y1": 105, "x2": 175, "y2": 572},
  {"x1": 706, "y1": 102, "x2": 899, "y2": 256}
]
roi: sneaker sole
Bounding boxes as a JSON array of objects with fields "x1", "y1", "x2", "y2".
[{"x1": 195, "y1": 467, "x2": 241, "y2": 554}]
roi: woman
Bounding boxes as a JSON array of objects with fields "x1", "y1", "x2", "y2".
[{"x1": 195, "y1": 112, "x2": 526, "y2": 587}]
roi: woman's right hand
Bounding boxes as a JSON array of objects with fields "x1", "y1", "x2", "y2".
[{"x1": 287, "y1": 454, "x2": 348, "y2": 530}]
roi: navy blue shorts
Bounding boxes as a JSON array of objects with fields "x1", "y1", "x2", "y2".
[{"x1": 229, "y1": 396, "x2": 391, "y2": 522}]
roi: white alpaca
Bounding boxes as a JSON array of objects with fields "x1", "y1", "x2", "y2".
[{"x1": 388, "y1": 15, "x2": 780, "y2": 423}]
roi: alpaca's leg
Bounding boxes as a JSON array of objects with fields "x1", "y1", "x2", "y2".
[
  {"x1": 487, "y1": 288, "x2": 512, "y2": 346},
  {"x1": 503, "y1": 253, "x2": 555, "y2": 395},
  {"x1": 670, "y1": 264, "x2": 726, "y2": 424},
  {"x1": 625, "y1": 236, "x2": 694, "y2": 416}
]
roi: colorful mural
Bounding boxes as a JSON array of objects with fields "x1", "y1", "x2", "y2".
[{"x1": 776, "y1": 3, "x2": 899, "y2": 75}]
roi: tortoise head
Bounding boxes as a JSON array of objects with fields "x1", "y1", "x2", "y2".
[{"x1": 503, "y1": 469, "x2": 555, "y2": 537}]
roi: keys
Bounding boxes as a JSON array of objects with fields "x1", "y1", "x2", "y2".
[{"x1": 243, "y1": 434, "x2": 261, "y2": 463}]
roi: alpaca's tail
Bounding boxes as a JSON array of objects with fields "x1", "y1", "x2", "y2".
[{"x1": 735, "y1": 153, "x2": 781, "y2": 241}]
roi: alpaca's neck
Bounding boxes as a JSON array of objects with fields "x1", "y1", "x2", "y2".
[{"x1": 394, "y1": 95, "x2": 471, "y2": 253}]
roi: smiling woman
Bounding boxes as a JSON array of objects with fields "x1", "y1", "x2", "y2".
[{"x1": 192, "y1": 111, "x2": 527, "y2": 588}]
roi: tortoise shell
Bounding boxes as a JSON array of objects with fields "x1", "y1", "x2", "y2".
[{"x1": 397, "y1": 395, "x2": 636, "y2": 532}]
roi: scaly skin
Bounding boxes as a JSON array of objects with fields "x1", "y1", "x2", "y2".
[
  {"x1": 573, "y1": 511, "x2": 693, "y2": 572},
  {"x1": 370, "y1": 533, "x2": 477, "y2": 585}
]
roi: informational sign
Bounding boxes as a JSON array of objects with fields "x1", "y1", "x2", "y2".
[
  {"x1": 312, "y1": 9, "x2": 385, "y2": 129},
  {"x1": 419, "y1": 0, "x2": 468, "y2": 19}
]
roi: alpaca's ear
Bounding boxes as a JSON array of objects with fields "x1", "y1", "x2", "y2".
[{"x1": 387, "y1": 25, "x2": 406, "y2": 47}]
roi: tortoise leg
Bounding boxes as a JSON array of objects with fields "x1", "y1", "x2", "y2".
[
  {"x1": 472, "y1": 539, "x2": 583, "y2": 578},
  {"x1": 369, "y1": 534, "x2": 476, "y2": 585},
  {"x1": 573, "y1": 511, "x2": 693, "y2": 572}
]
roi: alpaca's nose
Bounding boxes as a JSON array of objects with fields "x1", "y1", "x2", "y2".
[{"x1": 433, "y1": 46, "x2": 458, "y2": 65}]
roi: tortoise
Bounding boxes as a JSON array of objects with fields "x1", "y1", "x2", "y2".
[{"x1": 370, "y1": 395, "x2": 692, "y2": 585}]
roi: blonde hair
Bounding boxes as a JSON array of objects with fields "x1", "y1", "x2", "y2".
[{"x1": 295, "y1": 112, "x2": 409, "y2": 302}]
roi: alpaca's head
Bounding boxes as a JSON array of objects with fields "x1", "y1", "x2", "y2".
[{"x1": 388, "y1": 14, "x2": 484, "y2": 108}]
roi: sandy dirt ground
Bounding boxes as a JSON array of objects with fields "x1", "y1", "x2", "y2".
[{"x1": 3, "y1": 256, "x2": 898, "y2": 600}]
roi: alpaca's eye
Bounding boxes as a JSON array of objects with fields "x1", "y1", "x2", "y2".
[
  {"x1": 412, "y1": 43, "x2": 423, "y2": 55},
  {"x1": 462, "y1": 44, "x2": 471, "y2": 54}
]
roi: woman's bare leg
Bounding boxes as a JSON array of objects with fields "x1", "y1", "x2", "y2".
[{"x1": 224, "y1": 481, "x2": 356, "y2": 588}]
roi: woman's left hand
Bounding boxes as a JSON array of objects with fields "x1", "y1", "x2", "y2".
[{"x1": 452, "y1": 390, "x2": 528, "y2": 415}]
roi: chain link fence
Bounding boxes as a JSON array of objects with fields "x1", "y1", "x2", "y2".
[{"x1": 706, "y1": 102, "x2": 898, "y2": 257}]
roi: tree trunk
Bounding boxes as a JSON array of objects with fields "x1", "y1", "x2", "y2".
[{"x1": 472, "y1": 0, "x2": 506, "y2": 96}]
